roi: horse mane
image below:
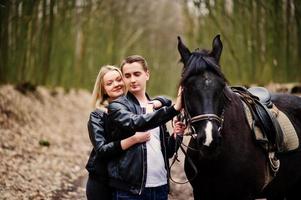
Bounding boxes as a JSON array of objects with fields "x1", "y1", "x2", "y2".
[{"x1": 180, "y1": 49, "x2": 228, "y2": 86}]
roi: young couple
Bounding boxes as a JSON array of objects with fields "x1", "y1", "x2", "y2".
[{"x1": 85, "y1": 55, "x2": 185, "y2": 200}]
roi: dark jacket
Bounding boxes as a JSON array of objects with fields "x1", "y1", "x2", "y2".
[
  {"x1": 107, "y1": 93, "x2": 180, "y2": 195},
  {"x1": 85, "y1": 109, "x2": 124, "y2": 180},
  {"x1": 85, "y1": 95, "x2": 174, "y2": 178}
]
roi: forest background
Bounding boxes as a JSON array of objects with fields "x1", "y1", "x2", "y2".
[
  {"x1": 1, "y1": 0, "x2": 300, "y2": 97},
  {"x1": 1, "y1": 1, "x2": 301, "y2": 199}
]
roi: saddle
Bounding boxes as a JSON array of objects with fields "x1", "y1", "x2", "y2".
[
  {"x1": 232, "y1": 86, "x2": 299, "y2": 190},
  {"x1": 231, "y1": 86, "x2": 284, "y2": 153}
]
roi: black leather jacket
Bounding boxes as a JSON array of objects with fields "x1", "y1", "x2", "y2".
[
  {"x1": 107, "y1": 93, "x2": 180, "y2": 194},
  {"x1": 85, "y1": 109, "x2": 124, "y2": 180},
  {"x1": 85, "y1": 96, "x2": 176, "y2": 179}
]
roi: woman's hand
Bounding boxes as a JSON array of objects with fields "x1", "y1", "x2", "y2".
[
  {"x1": 133, "y1": 132, "x2": 151, "y2": 143},
  {"x1": 121, "y1": 132, "x2": 151, "y2": 150}
]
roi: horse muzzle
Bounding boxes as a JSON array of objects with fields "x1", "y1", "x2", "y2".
[{"x1": 196, "y1": 122, "x2": 222, "y2": 150}]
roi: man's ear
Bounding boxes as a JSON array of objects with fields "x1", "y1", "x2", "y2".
[{"x1": 145, "y1": 70, "x2": 150, "y2": 81}]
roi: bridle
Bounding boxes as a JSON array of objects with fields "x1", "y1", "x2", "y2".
[
  {"x1": 182, "y1": 91, "x2": 225, "y2": 142},
  {"x1": 169, "y1": 55, "x2": 227, "y2": 184},
  {"x1": 180, "y1": 55, "x2": 225, "y2": 139},
  {"x1": 169, "y1": 88, "x2": 225, "y2": 185}
]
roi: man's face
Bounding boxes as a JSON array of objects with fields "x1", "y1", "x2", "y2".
[{"x1": 122, "y1": 62, "x2": 149, "y2": 94}]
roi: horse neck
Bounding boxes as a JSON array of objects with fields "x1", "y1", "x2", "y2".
[
  {"x1": 224, "y1": 86, "x2": 240, "y2": 104},
  {"x1": 223, "y1": 86, "x2": 246, "y2": 121}
]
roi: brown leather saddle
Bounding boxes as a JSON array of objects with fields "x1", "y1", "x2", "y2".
[{"x1": 231, "y1": 86, "x2": 284, "y2": 153}]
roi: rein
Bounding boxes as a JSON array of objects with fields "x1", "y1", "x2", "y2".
[
  {"x1": 169, "y1": 112, "x2": 200, "y2": 184},
  {"x1": 169, "y1": 55, "x2": 226, "y2": 185},
  {"x1": 169, "y1": 138, "x2": 198, "y2": 184},
  {"x1": 169, "y1": 91, "x2": 225, "y2": 185}
]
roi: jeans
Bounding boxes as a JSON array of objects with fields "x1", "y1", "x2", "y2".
[
  {"x1": 113, "y1": 184, "x2": 168, "y2": 200},
  {"x1": 86, "y1": 174, "x2": 112, "y2": 200}
]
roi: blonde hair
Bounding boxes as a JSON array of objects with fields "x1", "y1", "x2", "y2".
[{"x1": 91, "y1": 65, "x2": 125, "y2": 109}]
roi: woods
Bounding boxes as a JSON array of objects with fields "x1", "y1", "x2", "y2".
[
  {"x1": 1, "y1": 1, "x2": 301, "y2": 199},
  {"x1": 0, "y1": 0, "x2": 300, "y2": 96}
]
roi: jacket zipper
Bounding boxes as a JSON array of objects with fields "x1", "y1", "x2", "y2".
[
  {"x1": 138, "y1": 105, "x2": 146, "y2": 195},
  {"x1": 139, "y1": 143, "x2": 146, "y2": 195}
]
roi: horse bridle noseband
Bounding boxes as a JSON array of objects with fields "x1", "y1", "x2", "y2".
[
  {"x1": 190, "y1": 113, "x2": 224, "y2": 129},
  {"x1": 183, "y1": 93, "x2": 225, "y2": 140}
]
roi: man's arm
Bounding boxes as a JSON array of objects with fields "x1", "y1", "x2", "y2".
[{"x1": 108, "y1": 101, "x2": 179, "y2": 132}]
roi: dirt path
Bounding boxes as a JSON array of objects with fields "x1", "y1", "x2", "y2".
[{"x1": 168, "y1": 136, "x2": 194, "y2": 200}]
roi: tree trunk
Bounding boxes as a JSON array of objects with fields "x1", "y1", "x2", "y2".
[
  {"x1": 285, "y1": 0, "x2": 291, "y2": 80},
  {"x1": 0, "y1": 0, "x2": 9, "y2": 83},
  {"x1": 293, "y1": 0, "x2": 301, "y2": 81},
  {"x1": 41, "y1": 0, "x2": 55, "y2": 85}
]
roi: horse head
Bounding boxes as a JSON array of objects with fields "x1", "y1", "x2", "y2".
[{"x1": 178, "y1": 35, "x2": 229, "y2": 156}]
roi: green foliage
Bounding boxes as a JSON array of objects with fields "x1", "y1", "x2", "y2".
[
  {"x1": 0, "y1": 0, "x2": 300, "y2": 97},
  {"x1": 183, "y1": 0, "x2": 301, "y2": 86}
]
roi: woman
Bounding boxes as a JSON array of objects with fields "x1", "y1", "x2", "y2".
[
  {"x1": 85, "y1": 65, "x2": 179, "y2": 200},
  {"x1": 86, "y1": 65, "x2": 151, "y2": 200}
]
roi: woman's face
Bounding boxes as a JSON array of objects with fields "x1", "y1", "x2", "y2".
[{"x1": 103, "y1": 70, "x2": 125, "y2": 100}]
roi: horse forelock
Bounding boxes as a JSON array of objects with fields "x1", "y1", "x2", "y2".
[{"x1": 180, "y1": 52, "x2": 227, "y2": 86}]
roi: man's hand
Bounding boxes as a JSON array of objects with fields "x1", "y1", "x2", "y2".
[
  {"x1": 173, "y1": 86, "x2": 183, "y2": 111},
  {"x1": 173, "y1": 119, "x2": 186, "y2": 139},
  {"x1": 149, "y1": 100, "x2": 162, "y2": 109}
]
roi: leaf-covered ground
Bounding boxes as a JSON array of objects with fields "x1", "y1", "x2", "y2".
[{"x1": 0, "y1": 85, "x2": 91, "y2": 199}]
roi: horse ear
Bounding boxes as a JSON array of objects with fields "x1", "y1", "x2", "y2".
[
  {"x1": 177, "y1": 36, "x2": 191, "y2": 65},
  {"x1": 211, "y1": 34, "x2": 223, "y2": 64}
]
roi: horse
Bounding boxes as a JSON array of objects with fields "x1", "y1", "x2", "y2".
[{"x1": 177, "y1": 35, "x2": 301, "y2": 200}]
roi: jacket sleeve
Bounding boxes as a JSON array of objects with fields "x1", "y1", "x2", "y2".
[
  {"x1": 153, "y1": 96, "x2": 172, "y2": 107},
  {"x1": 87, "y1": 111, "x2": 123, "y2": 158},
  {"x1": 108, "y1": 102, "x2": 179, "y2": 132}
]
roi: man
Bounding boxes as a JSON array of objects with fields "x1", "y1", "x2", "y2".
[{"x1": 107, "y1": 55, "x2": 184, "y2": 199}]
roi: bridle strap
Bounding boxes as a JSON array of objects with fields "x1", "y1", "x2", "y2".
[
  {"x1": 169, "y1": 138, "x2": 198, "y2": 184},
  {"x1": 169, "y1": 90, "x2": 225, "y2": 185},
  {"x1": 182, "y1": 89, "x2": 224, "y2": 127},
  {"x1": 181, "y1": 95, "x2": 225, "y2": 151},
  {"x1": 190, "y1": 113, "x2": 223, "y2": 124}
]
